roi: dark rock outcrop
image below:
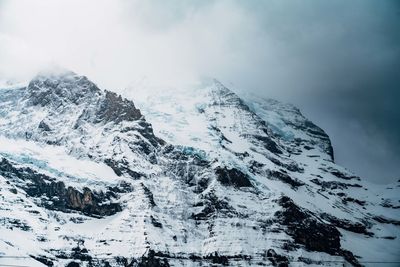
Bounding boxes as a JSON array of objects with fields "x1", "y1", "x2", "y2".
[
  {"x1": 321, "y1": 213, "x2": 373, "y2": 236},
  {"x1": 191, "y1": 193, "x2": 235, "y2": 220},
  {"x1": 138, "y1": 250, "x2": 170, "y2": 267},
  {"x1": 203, "y1": 252, "x2": 229, "y2": 266},
  {"x1": 104, "y1": 158, "x2": 142, "y2": 178},
  {"x1": 25, "y1": 71, "x2": 164, "y2": 157},
  {"x1": 372, "y1": 216, "x2": 400, "y2": 226},
  {"x1": 330, "y1": 169, "x2": 359, "y2": 181},
  {"x1": 71, "y1": 245, "x2": 92, "y2": 262},
  {"x1": 276, "y1": 196, "x2": 341, "y2": 254},
  {"x1": 0, "y1": 217, "x2": 31, "y2": 231},
  {"x1": 31, "y1": 255, "x2": 54, "y2": 266},
  {"x1": 253, "y1": 134, "x2": 282, "y2": 155},
  {"x1": 215, "y1": 167, "x2": 252, "y2": 188},
  {"x1": 96, "y1": 91, "x2": 142, "y2": 123},
  {"x1": 66, "y1": 262, "x2": 80, "y2": 267},
  {"x1": 161, "y1": 145, "x2": 210, "y2": 191},
  {"x1": 269, "y1": 170, "x2": 305, "y2": 189},
  {"x1": 266, "y1": 249, "x2": 289, "y2": 267},
  {"x1": 151, "y1": 215, "x2": 163, "y2": 228},
  {"x1": 38, "y1": 120, "x2": 51, "y2": 132},
  {"x1": 26, "y1": 71, "x2": 99, "y2": 107},
  {"x1": 342, "y1": 197, "x2": 366, "y2": 206},
  {"x1": 0, "y1": 158, "x2": 121, "y2": 217},
  {"x1": 142, "y1": 183, "x2": 156, "y2": 207},
  {"x1": 303, "y1": 120, "x2": 334, "y2": 161},
  {"x1": 310, "y1": 178, "x2": 362, "y2": 190},
  {"x1": 276, "y1": 196, "x2": 361, "y2": 266}
]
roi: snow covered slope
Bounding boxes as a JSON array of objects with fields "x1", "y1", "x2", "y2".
[{"x1": 0, "y1": 71, "x2": 398, "y2": 267}]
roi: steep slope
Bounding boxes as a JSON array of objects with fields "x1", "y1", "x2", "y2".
[{"x1": 0, "y1": 72, "x2": 398, "y2": 267}]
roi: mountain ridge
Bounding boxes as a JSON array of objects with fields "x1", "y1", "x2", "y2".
[{"x1": 0, "y1": 71, "x2": 398, "y2": 266}]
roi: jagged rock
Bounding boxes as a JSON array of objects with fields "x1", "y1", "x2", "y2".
[
  {"x1": 303, "y1": 120, "x2": 334, "y2": 161},
  {"x1": 248, "y1": 97, "x2": 335, "y2": 161},
  {"x1": 0, "y1": 158, "x2": 121, "y2": 217},
  {"x1": 9, "y1": 188, "x2": 17, "y2": 194},
  {"x1": 191, "y1": 192, "x2": 235, "y2": 220},
  {"x1": 276, "y1": 196, "x2": 341, "y2": 254},
  {"x1": 276, "y1": 197, "x2": 362, "y2": 266},
  {"x1": 38, "y1": 120, "x2": 51, "y2": 132},
  {"x1": 0, "y1": 217, "x2": 31, "y2": 231},
  {"x1": 342, "y1": 197, "x2": 366, "y2": 206},
  {"x1": 203, "y1": 252, "x2": 229, "y2": 265},
  {"x1": 142, "y1": 183, "x2": 156, "y2": 207},
  {"x1": 104, "y1": 158, "x2": 142, "y2": 178},
  {"x1": 215, "y1": 166, "x2": 252, "y2": 188},
  {"x1": 341, "y1": 250, "x2": 362, "y2": 267},
  {"x1": 380, "y1": 199, "x2": 400, "y2": 209},
  {"x1": 31, "y1": 255, "x2": 54, "y2": 266},
  {"x1": 151, "y1": 215, "x2": 163, "y2": 228},
  {"x1": 71, "y1": 245, "x2": 92, "y2": 261},
  {"x1": 66, "y1": 262, "x2": 80, "y2": 267},
  {"x1": 329, "y1": 169, "x2": 360, "y2": 181},
  {"x1": 253, "y1": 134, "x2": 282, "y2": 154},
  {"x1": 96, "y1": 91, "x2": 142, "y2": 123},
  {"x1": 321, "y1": 213, "x2": 373, "y2": 236},
  {"x1": 266, "y1": 249, "x2": 289, "y2": 267},
  {"x1": 382, "y1": 236, "x2": 396, "y2": 240},
  {"x1": 373, "y1": 216, "x2": 400, "y2": 226},
  {"x1": 310, "y1": 178, "x2": 362, "y2": 190},
  {"x1": 268, "y1": 170, "x2": 305, "y2": 189},
  {"x1": 138, "y1": 250, "x2": 170, "y2": 267},
  {"x1": 26, "y1": 71, "x2": 99, "y2": 107}
]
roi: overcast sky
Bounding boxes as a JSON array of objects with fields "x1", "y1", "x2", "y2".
[{"x1": 0, "y1": 0, "x2": 399, "y2": 183}]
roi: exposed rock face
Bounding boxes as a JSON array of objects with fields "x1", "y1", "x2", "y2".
[
  {"x1": 253, "y1": 134, "x2": 282, "y2": 155},
  {"x1": 276, "y1": 196, "x2": 341, "y2": 255},
  {"x1": 26, "y1": 71, "x2": 100, "y2": 107},
  {"x1": 104, "y1": 158, "x2": 142, "y2": 178},
  {"x1": 268, "y1": 170, "x2": 305, "y2": 189},
  {"x1": 373, "y1": 216, "x2": 400, "y2": 226},
  {"x1": 208, "y1": 80, "x2": 283, "y2": 156},
  {"x1": 0, "y1": 217, "x2": 31, "y2": 231},
  {"x1": 215, "y1": 166, "x2": 252, "y2": 188},
  {"x1": 244, "y1": 97, "x2": 335, "y2": 161},
  {"x1": 310, "y1": 178, "x2": 362, "y2": 190},
  {"x1": 276, "y1": 196, "x2": 362, "y2": 266},
  {"x1": 66, "y1": 262, "x2": 80, "y2": 267},
  {"x1": 302, "y1": 120, "x2": 335, "y2": 161},
  {"x1": 96, "y1": 91, "x2": 142, "y2": 123},
  {"x1": 320, "y1": 213, "x2": 373, "y2": 236},
  {"x1": 38, "y1": 120, "x2": 51, "y2": 132},
  {"x1": 0, "y1": 70, "x2": 163, "y2": 180},
  {"x1": 0, "y1": 158, "x2": 121, "y2": 217},
  {"x1": 266, "y1": 249, "x2": 289, "y2": 267},
  {"x1": 191, "y1": 192, "x2": 235, "y2": 220},
  {"x1": 137, "y1": 250, "x2": 170, "y2": 267}
]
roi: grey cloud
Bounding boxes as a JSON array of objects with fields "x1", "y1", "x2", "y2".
[{"x1": 224, "y1": 0, "x2": 400, "y2": 183}]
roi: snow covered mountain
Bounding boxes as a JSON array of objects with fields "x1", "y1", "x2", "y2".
[{"x1": 0, "y1": 71, "x2": 398, "y2": 267}]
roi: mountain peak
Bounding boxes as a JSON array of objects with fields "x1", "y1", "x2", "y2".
[{"x1": 26, "y1": 70, "x2": 100, "y2": 107}]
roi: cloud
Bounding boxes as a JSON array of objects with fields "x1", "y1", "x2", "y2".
[
  {"x1": 0, "y1": 0, "x2": 399, "y2": 182},
  {"x1": 0, "y1": 0, "x2": 259, "y2": 88}
]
